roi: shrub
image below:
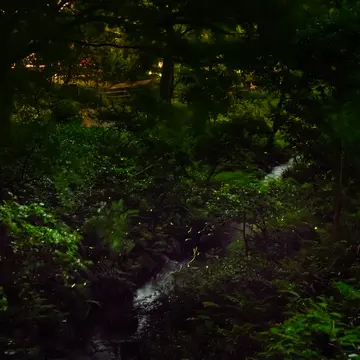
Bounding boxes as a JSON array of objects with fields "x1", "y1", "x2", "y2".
[
  {"x1": 262, "y1": 282, "x2": 360, "y2": 360},
  {"x1": 0, "y1": 199, "x2": 89, "y2": 358}
]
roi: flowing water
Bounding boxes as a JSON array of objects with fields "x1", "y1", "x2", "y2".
[
  {"x1": 263, "y1": 157, "x2": 294, "y2": 182},
  {"x1": 64, "y1": 157, "x2": 296, "y2": 359},
  {"x1": 130, "y1": 157, "x2": 296, "y2": 338},
  {"x1": 131, "y1": 260, "x2": 187, "y2": 337}
]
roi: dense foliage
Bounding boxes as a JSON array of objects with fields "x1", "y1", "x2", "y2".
[{"x1": 2, "y1": 0, "x2": 360, "y2": 359}]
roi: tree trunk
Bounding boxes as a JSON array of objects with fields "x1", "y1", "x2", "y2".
[
  {"x1": 242, "y1": 211, "x2": 249, "y2": 256},
  {"x1": 159, "y1": 55, "x2": 174, "y2": 103},
  {"x1": 0, "y1": 64, "x2": 14, "y2": 141},
  {"x1": 64, "y1": 64, "x2": 73, "y2": 85},
  {"x1": 332, "y1": 140, "x2": 343, "y2": 241},
  {"x1": 267, "y1": 88, "x2": 286, "y2": 150},
  {"x1": 0, "y1": 64, "x2": 14, "y2": 195},
  {"x1": 0, "y1": 225, "x2": 21, "y2": 307}
]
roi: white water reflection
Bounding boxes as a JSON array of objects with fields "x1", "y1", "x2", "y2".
[
  {"x1": 263, "y1": 157, "x2": 294, "y2": 182},
  {"x1": 132, "y1": 260, "x2": 187, "y2": 336}
]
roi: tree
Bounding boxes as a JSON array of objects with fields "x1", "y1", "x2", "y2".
[
  {"x1": 277, "y1": 2, "x2": 360, "y2": 240},
  {"x1": 0, "y1": 0, "x2": 109, "y2": 134}
]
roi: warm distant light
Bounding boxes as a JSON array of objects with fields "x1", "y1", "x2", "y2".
[
  {"x1": 158, "y1": 61, "x2": 163, "y2": 68},
  {"x1": 25, "y1": 64, "x2": 46, "y2": 69},
  {"x1": 58, "y1": 1, "x2": 72, "y2": 11}
]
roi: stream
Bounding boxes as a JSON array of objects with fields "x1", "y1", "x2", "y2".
[
  {"x1": 62, "y1": 157, "x2": 295, "y2": 360},
  {"x1": 132, "y1": 259, "x2": 187, "y2": 337}
]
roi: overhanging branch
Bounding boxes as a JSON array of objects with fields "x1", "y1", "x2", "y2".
[
  {"x1": 159, "y1": 18, "x2": 238, "y2": 36},
  {"x1": 70, "y1": 39, "x2": 161, "y2": 52},
  {"x1": 72, "y1": 40, "x2": 145, "y2": 49}
]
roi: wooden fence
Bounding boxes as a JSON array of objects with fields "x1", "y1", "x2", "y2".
[{"x1": 98, "y1": 79, "x2": 154, "y2": 104}]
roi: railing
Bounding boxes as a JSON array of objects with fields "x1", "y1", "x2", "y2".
[
  {"x1": 98, "y1": 89, "x2": 131, "y2": 104},
  {"x1": 61, "y1": 78, "x2": 154, "y2": 104}
]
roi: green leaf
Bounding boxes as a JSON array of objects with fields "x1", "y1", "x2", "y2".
[{"x1": 203, "y1": 301, "x2": 220, "y2": 308}]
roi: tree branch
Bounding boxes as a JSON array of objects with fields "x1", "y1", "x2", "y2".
[
  {"x1": 70, "y1": 39, "x2": 158, "y2": 51},
  {"x1": 158, "y1": 18, "x2": 238, "y2": 36}
]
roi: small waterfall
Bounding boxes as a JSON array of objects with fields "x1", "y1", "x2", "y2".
[
  {"x1": 69, "y1": 261, "x2": 188, "y2": 360},
  {"x1": 131, "y1": 260, "x2": 187, "y2": 337},
  {"x1": 263, "y1": 157, "x2": 295, "y2": 182}
]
